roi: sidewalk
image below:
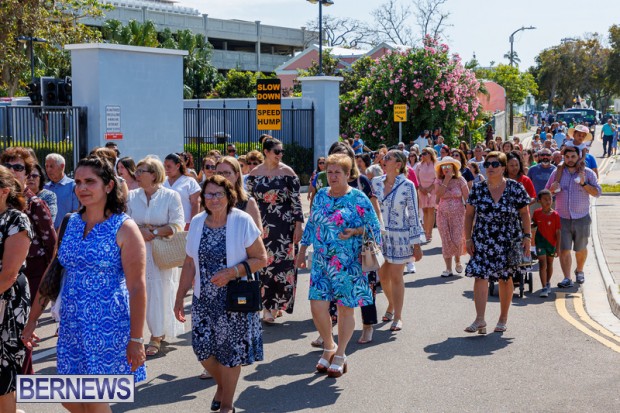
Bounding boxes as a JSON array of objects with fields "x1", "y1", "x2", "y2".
[{"x1": 593, "y1": 154, "x2": 620, "y2": 319}]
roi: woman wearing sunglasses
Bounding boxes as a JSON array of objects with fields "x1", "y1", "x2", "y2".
[
  {"x1": 371, "y1": 150, "x2": 424, "y2": 332},
  {"x1": 26, "y1": 163, "x2": 58, "y2": 225},
  {"x1": 247, "y1": 138, "x2": 304, "y2": 324},
  {"x1": 198, "y1": 156, "x2": 218, "y2": 184},
  {"x1": 464, "y1": 151, "x2": 531, "y2": 334},
  {"x1": 307, "y1": 157, "x2": 327, "y2": 202}
]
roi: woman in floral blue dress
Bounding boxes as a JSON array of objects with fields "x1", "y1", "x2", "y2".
[
  {"x1": 23, "y1": 156, "x2": 147, "y2": 412},
  {"x1": 297, "y1": 154, "x2": 381, "y2": 378}
]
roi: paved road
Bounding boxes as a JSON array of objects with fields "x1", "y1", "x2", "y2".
[{"x1": 21, "y1": 134, "x2": 620, "y2": 413}]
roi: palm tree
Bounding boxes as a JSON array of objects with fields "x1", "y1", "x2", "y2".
[{"x1": 504, "y1": 50, "x2": 520, "y2": 66}]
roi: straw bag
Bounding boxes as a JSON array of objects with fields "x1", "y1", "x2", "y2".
[
  {"x1": 152, "y1": 231, "x2": 187, "y2": 269},
  {"x1": 361, "y1": 227, "x2": 385, "y2": 272}
]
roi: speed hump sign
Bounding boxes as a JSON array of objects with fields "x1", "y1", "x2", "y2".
[{"x1": 394, "y1": 104, "x2": 407, "y2": 122}]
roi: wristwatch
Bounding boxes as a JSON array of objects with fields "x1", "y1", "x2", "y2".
[
  {"x1": 152, "y1": 229, "x2": 159, "y2": 236},
  {"x1": 129, "y1": 337, "x2": 144, "y2": 344},
  {"x1": 522, "y1": 233, "x2": 532, "y2": 239}
]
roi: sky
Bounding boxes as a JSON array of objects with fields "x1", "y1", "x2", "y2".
[{"x1": 178, "y1": 0, "x2": 619, "y2": 70}]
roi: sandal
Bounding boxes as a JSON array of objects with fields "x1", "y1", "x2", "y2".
[
  {"x1": 390, "y1": 320, "x2": 403, "y2": 331},
  {"x1": 464, "y1": 320, "x2": 487, "y2": 334},
  {"x1": 145, "y1": 339, "x2": 162, "y2": 356},
  {"x1": 316, "y1": 345, "x2": 337, "y2": 373},
  {"x1": 455, "y1": 263, "x2": 464, "y2": 274},
  {"x1": 327, "y1": 355, "x2": 348, "y2": 378},
  {"x1": 382, "y1": 311, "x2": 394, "y2": 322},
  {"x1": 200, "y1": 369, "x2": 212, "y2": 380},
  {"x1": 310, "y1": 335, "x2": 324, "y2": 348},
  {"x1": 276, "y1": 310, "x2": 283, "y2": 318},
  {"x1": 494, "y1": 323, "x2": 507, "y2": 333},
  {"x1": 357, "y1": 326, "x2": 374, "y2": 344},
  {"x1": 262, "y1": 309, "x2": 275, "y2": 325}
]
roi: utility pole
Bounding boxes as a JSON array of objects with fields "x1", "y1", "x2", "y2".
[{"x1": 507, "y1": 26, "x2": 535, "y2": 135}]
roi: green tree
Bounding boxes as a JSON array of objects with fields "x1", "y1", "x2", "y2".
[
  {"x1": 214, "y1": 69, "x2": 273, "y2": 98},
  {"x1": 102, "y1": 19, "x2": 159, "y2": 47},
  {"x1": 0, "y1": 0, "x2": 110, "y2": 96},
  {"x1": 476, "y1": 64, "x2": 537, "y2": 134},
  {"x1": 607, "y1": 25, "x2": 620, "y2": 97}
]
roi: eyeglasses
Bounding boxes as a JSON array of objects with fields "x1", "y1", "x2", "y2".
[
  {"x1": 27, "y1": 174, "x2": 40, "y2": 179},
  {"x1": 135, "y1": 168, "x2": 152, "y2": 175},
  {"x1": 203, "y1": 165, "x2": 216, "y2": 170},
  {"x1": 272, "y1": 149, "x2": 284, "y2": 155},
  {"x1": 204, "y1": 192, "x2": 226, "y2": 200},
  {"x1": 216, "y1": 171, "x2": 234, "y2": 177},
  {"x1": 3, "y1": 163, "x2": 26, "y2": 172},
  {"x1": 483, "y1": 161, "x2": 502, "y2": 169}
]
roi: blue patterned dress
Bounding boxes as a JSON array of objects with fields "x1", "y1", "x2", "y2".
[
  {"x1": 192, "y1": 224, "x2": 263, "y2": 367},
  {"x1": 57, "y1": 213, "x2": 146, "y2": 381},
  {"x1": 301, "y1": 188, "x2": 381, "y2": 307}
]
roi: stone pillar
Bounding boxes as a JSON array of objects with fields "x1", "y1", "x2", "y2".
[
  {"x1": 65, "y1": 43, "x2": 188, "y2": 162},
  {"x1": 299, "y1": 76, "x2": 343, "y2": 162}
]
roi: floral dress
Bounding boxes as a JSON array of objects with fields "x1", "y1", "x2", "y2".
[
  {"x1": 372, "y1": 174, "x2": 424, "y2": 264},
  {"x1": 192, "y1": 225, "x2": 263, "y2": 367},
  {"x1": 0, "y1": 209, "x2": 32, "y2": 395},
  {"x1": 301, "y1": 188, "x2": 380, "y2": 307},
  {"x1": 57, "y1": 213, "x2": 146, "y2": 381},
  {"x1": 246, "y1": 175, "x2": 303, "y2": 313},
  {"x1": 435, "y1": 176, "x2": 467, "y2": 259},
  {"x1": 465, "y1": 180, "x2": 530, "y2": 281}
]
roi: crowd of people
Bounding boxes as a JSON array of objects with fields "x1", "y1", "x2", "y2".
[{"x1": 0, "y1": 119, "x2": 604, "y2": 411}]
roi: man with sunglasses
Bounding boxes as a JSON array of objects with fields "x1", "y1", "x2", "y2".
[
  {"x1": 545, "y1": 146, "x2": 601, "y2": 287},
  {"x1": 227, "y1": 144, "x2": 238, "y2": 159}
]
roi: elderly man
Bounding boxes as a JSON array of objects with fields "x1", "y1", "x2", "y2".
[
  {"x1": 45, "y1": 153, "x2": 79, "y2": 229},
  {"x1": 397, "y1": 142, "x2": 409, "y2": 157},
  {"x1": 545, "y1": 146, "x2": 601, "y2": 287}
]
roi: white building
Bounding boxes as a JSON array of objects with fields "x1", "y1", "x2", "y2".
[{"x1": 81, "y1": 0, "x2": 316, "y2": 73}]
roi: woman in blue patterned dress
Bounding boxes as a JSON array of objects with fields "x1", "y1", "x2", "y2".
[
  {"x1": 174, "y1": 175, "x2": 267, "y2": 413},
  {"x1": 23, "y1": 156, "x2": 147, "y2": 412},
  {"x1": 371, "y1": 150, "x2": 424, "y2": 332},
  {"x1": 296, "y1": 154, "x2": 381, "y2": 378}
]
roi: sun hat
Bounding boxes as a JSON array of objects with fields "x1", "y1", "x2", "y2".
[
  {"x1": 434, "y1": 156, "x2": 461, "y2": 174},
  {"x1": 567, "y1": 124, "x2": 592, "y2": 142}
]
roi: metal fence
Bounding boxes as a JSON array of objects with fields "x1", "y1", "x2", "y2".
[
  {"x1": 184, "y1": 102, "x2": 315, "y2": 180},
  {"x1": 0, "y1": 106, "x2": 88, "y2": 174}
]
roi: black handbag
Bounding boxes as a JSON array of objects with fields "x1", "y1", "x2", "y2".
[
  {"x1": 38, "y1": 213, "x2": 71, "y2": 301},
  {"x1": 226, "y1": 261, "x2": 263, "y2": 313}
]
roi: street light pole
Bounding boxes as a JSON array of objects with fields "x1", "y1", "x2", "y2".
[
  {"x1": 307, "y1": 0, "x2": 334, "y2": 76},
  {"x1": 16, "y1": 36, "x2": 48, "y2": 82},
  {"x1": 507, "y1": 26, "x2": 535, "y2": 135}
]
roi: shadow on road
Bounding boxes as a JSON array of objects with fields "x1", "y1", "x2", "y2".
[
  {"x1": 405, "y1": 274, "x2": 464, "y2": 289},
  {"x1": 423, "y1": 335, "x2": 514, "y2": 361},
  {"x1": 421, "y1": 246, "x2": 443, "y2": 256}
]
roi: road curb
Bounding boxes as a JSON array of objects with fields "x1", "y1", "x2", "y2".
[{"x1": 591, "y1": 196, "x2": 620, "y2": 320}]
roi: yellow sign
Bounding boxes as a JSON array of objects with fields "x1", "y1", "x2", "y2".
[
  {"x1": 257, "y1": 79, "x2": 281, "y2": 130},
  {"x1": 394, "y1": 104, "x2": 407, "y2": 122}
]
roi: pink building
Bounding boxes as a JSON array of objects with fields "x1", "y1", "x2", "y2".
[
  {"x1": 478, "y1": 80, "x2": 506, "y2": 112},
  {"x1": 275, "y1": 43, "x2": 405, "y2": 90}
]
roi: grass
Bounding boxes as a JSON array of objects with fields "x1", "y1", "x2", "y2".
[{"x1": 601, "y1": 184, "x2": 620, "y2": 193}]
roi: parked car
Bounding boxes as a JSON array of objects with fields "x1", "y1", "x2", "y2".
[{"x1": 566, "y1": 108, "x2": 597, "y2": 125}]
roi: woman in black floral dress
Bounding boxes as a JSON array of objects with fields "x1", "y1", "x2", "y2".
[
  {"x1": 464, "y1": 151, "x2": 531, "y2": 334},
  {"x1": 0, "y1": 166, "x2": 33, "y2": 412},
  {"x1": 247, "y1": 138, "x2": 303, "y2": 323}
]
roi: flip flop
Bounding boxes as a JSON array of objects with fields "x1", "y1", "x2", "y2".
[{"x1": 382, "y1": 312, "x2": 394, "y2": 322}]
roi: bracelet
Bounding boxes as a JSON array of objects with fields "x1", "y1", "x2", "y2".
[
  {"x1": 233, "y1": 265, "x2": 240, "y2": 279},
  {"x1": 522, "y1": 233, "x2": 532, "y2": 239},
  {"x1": 441, "y1": 183, "x2": 448, "y2": 188},
  {"x1": 129, "y1": 337, "x2": 144, "y2": 344}
]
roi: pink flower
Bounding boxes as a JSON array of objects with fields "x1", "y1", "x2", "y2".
[
  {"x1": 356, "y1": 205, "x2": 366, "y2": 217},
  {"x1": 329, "y1": 256, "x2": 343, "y2": 271}
]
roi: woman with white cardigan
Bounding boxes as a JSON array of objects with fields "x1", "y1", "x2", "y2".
[
  {"x1": 174, "y1": 175, "x2": 267, "y2": 413},
  {"x1": 127, "y1": 156, "x2": 185, "y2": 356}
]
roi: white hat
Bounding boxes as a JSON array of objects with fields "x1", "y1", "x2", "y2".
[{"x1": 434, "y1": 156, "x2": 461, "y2": 174}]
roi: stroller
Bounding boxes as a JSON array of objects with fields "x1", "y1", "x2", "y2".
[{"x1": 488, "y1": 249, "x2": 535, "y2": 298}]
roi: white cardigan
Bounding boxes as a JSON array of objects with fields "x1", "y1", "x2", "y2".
[{"x1": 186, "y1": 208, "x2": 262, "y2": 297}]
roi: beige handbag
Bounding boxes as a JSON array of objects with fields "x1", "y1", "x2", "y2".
[
  {"x1": 361, "y1": 227, "x2": 385, "y2": 272},
  {"x1": 152, "y1": 231, "x2": 188, "y2": 270}
]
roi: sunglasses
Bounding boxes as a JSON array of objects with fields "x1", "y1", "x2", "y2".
[
  {"x1": 228, "y1": 149, "x2": 236, "y2": 153},
  {"x1": 483, "y1": 161, "x2": 503, "y2": 169},
  {"x1": 247, "y1": 161, "x2": 260, "y2": 166},
  {"x1": 3, "y1": 163, "x2": 26, "y2": 172},
  {"x1": 204, "y1": 192, "x2": 226, "y2": 200},
  {"x1": 27, "y1": 173, "x2": 40, "y2": 179},
  {"x1": 216, "y1": 170, "x2": 234, "y2": 177},
  {"x1": 318, "y1": 161, "x2": 325, "y2": 165},
  {"x1": 203, "y1": 165, "x2": 216, "y2": 170},
  {"x1": 272, "y1": 149, "x2": 284, "y2": 155}
]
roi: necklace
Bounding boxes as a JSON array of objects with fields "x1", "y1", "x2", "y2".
[{"x1": 487, "y1": 179, "x2": 505, "y2": 190}]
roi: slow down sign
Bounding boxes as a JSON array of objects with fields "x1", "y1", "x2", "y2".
[{"x1": 256, "y1": 79, "x2": 282, "y2": 131}]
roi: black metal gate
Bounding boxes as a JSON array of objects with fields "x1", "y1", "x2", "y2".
[
  {"x1": 184, "y1": 102, "x2": 315, "y2": 182},
  {"x1": 0, "y1": 106, "x2": 88, "y2": 174}
]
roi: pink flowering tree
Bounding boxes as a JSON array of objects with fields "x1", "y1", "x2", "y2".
[{"x1": 340, "y1": 36, "x2": 481, "y2": 148}]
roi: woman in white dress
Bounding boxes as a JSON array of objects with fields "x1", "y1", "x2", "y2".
[
  {"x1": 127, "y1": 157, "x2": 185, "y2": 356},
  {"x1": 164, "y1": 153, "x2": 201, "y2": 231}
]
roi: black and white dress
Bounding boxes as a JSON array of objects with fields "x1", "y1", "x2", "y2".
[
  {"x1": 191, "y1": 224, "x2": 263, "y2": 367},
  {"x1": 464, "y1": 180, "x2": 530, "y2": 281},
  {"x1": 0, "y1": 209, "x2": 33, "y2": 394}
]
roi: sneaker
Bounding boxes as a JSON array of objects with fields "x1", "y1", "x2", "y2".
[
  {"x1": 575, "y1": 271, "x2": 585, "y2": 284},
  {"x1": 557, "y1": 278, "x2": 574, "y2": 288},
  {"x1": 406, "y1": 262, "x2": 416, "y2": 273},
  {"x1": 546, "y1": 283, "x2": 551, "y2": 294},
  {"x1": 441, "y1": 270, "x2": 453, "y2": 277},
  {"x1": 539, "y1": 287, "x2": 549, "y2": 298}
]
